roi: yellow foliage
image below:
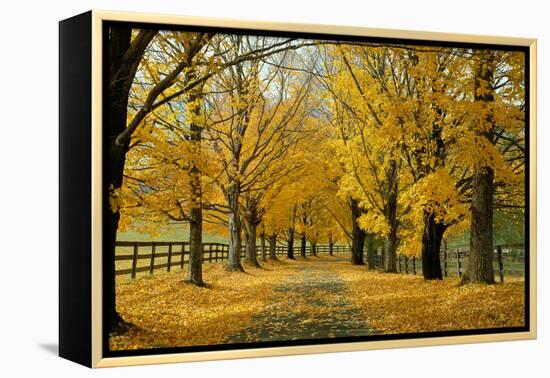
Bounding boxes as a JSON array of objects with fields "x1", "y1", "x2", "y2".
[{"x1": 116, "y1": 31, "x2": 526, "y2": 258}]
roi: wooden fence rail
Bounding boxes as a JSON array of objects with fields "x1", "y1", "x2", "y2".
[
  {"x1": 115, "y1": 241, "x2": 351, "y2": 278},
  {"x1": 116, "y1": 240, "x2": 524, "y2": 281},
  {"x1": 373, "y1": 244, "x2": 525, "y2": 282}
]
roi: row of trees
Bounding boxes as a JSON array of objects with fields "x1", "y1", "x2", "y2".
[
  {"x1": 107, "y1": 28, "x2": 525, "y2": 329},
  {"x1": 319, "y1": 45, "x2": 525, "y2": 282}
]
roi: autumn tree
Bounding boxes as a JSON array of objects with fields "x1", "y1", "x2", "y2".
[
  {"x1": 109, "y1": 27, "x2": 525, "y2": 301},
  {"x1": 116, "y1": 81, "x2": 220, "y2": 286},
  {"x1": 107, "y1": 29, "x2": 320, "y2": 327},
  {"x1": 318, "y1": 45, "x2": 406, "y2": 270},
  {"x1": 203, "y1": 36, "x2": 316, "y2": 270},
  {"x1": 462, "y1": 50, "x2": 526, "y2": 284},
  {"x1": 388, "y1": 48, "x2": 466, "y2": 279}
]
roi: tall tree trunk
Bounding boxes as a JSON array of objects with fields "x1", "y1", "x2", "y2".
[
  {"x1": 329, "y1": 235, "x2": 334, "y2": 256},
  {"x1": 311, "y1": 242, "x2": 317, "y2": 257},
  {"x1": 226, "y1": 188, "x2": 244, "y2": 271},
  {"x1": 287, "y1": 228, "x2": 295, "y2": 259},
  {"x1": 106, "y1": 29, "x2": 133, "y2": 331},
  {"x1": 463, "y1": 166, "x2": 495, "y2": 284},
  {"x1": 105, "y1": 27, "x2": 156, "y2": 331},
  {"x1": 244, "y1": 220, "x2": 260, "y2": 267},
  {"x1": 260, "y1": 228, "x2": 267, "y2": 262},
  {"x1": 421, "y1": 212, "x2": 446, "y2": 280},
  {"x1": 187, "y1": 89, "x2": 204, "y2": 286},
  {"x1": 287, "y1": 205, "x2": 297, "y2": 259},
  {"x1": 188, "y1": 207, "x2": 203, "y2": 285},
  {"x1": 269, "y1": 234, "x2": 278, "y2": 260},
  {"x1": 384, "y1": 229, "x2": 398, "y2": 273},
  {"x1": 462, "y1": 50, "x2": 496, "y2": 285},
  {"x1": 300, "y1": 233, "x2": 307, "y2": 258},
  {"x1": 350, "y1": 198, "x2": 365, "y2": 265},
  {"x1": 384, "y1": 164, "x2": 399, "y2": 273},
  {"x1": 366, "y1": 233, "x2": 376, "y2": 270}
]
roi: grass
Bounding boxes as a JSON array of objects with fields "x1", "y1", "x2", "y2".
[
  {"x1": 117, "y1": 223, "x2": 228, "y2": 243},
  {"x1": 115, "y1": 224, "x2": 230, "y2": 274}
]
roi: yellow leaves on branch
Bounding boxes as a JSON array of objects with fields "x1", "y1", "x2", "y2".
[
  {"x1": 406, "y1": 169, "x2": 467, "y2": 225},
  {"x1": 357, "y1": 211, "x2": 390, "y2": 236},
  {"x1": 320, "y1": 44, "x2": 525, "y2": 254},
  {"x1": 117, "y1": 34, "x2": 526, "y2": 253}
]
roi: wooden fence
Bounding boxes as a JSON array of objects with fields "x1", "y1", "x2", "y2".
[
  {"x1": 373, "y1": 243, "x2": 525, "y2": 282},
  {"x1": 115, "y1": 241, "x2": 351, "y2": 278},
  {"x1": 115, "y1": 240, "x2": 525, "y2": 281}
]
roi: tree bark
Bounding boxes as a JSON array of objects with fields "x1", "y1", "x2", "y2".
[
  {"x1": 366, "y1": 233, "x2": 376, "y2": 270},
  {"x1": 287, "y1": 228, "x2": 295, "y2": 259},
  {"x1": 421, "y1": 212, "x2": 446, "y2": 280},
  {"x1": 311, "y1": 242, "x2": 317, "y2": 257},
  {"x1": 463, "y1": 166, "x2": 496, "y2": 284},
  {"x1": 187, "y1": 207, "x2": 203, "y2": 285},
  {"x1": 350, "y1": 198, "x2": 366, "y2": 265},
  {"x1": 268, "y1": 234, "x2": 278, "y2": 260},
  {"x1": 300, "y1": 233, "x2": 307, "y2": 258},
  {"x1": 462, "y1": 51, "x2": 496, "y2": 285},
  {"x1": 105, "y1": 27, "x2": 156, "y2": 332},
  {"x1": 384, "y1": 229, "x2": 398, "y2": 273},
  {"x1": 226, "y1": 188, "x2": 244, "y2": 271},
  {"x1": 260, "y1": 228, "x2": 267, "y2": 262},
  {"x1": 287, "y1": 204, "x2": 297, "y2": 259},
  {"x1": 186, "y1": 88, "x2": 204, "y2": 286},
  {"x1": 384, "y1": 165, "x2": 399, "y2": 273},
  {"x1": 329, "y1": 239, "x2": 334, "y2": 256},
  {"x1": 244, "y1": 220, "x2": 261, "y2": 267}
]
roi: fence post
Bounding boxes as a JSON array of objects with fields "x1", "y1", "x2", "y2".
[
  {"x1": 456, "y1": 249, "x2": 461, "y2": 278},
  {"x1": 405, "y1": 256, "x2": 409, "y2": 274},
  {"x1": 412, "y1": 256, "x2": 416, "y2": 275},
  {"x1": 131, "y1": 242, "x2": 139, "y2": 279},
  {"x1": 167, "y1": 242, "x2": 172, "y2": 272},
  {"x1": 180, "y1": 243, "x2": 185, "y2": 270},
  {"x1": 497, "y1": 246, "x2": 504, "y2": 283},
  {"x1": 149, "y1": 242, "x2": 156, "y2": 275}
]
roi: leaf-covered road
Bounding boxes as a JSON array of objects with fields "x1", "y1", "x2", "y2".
[
  {"x1": 112, "y1": 254, "x2": 524, "y2": 351},
  {"x1": 226, "y1": 257, "x2": 373, "y2": 343}
]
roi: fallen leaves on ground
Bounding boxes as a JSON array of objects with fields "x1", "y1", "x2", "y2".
[
  {"x1": 110, "y1": 258, "x2": 301, "y2": 351},
  {"x1": 330, "y1": 262, "x2": 525, "y2": 334},
  {"x1": 110, "y1": 254, "x2": 525, "y2": 351}
]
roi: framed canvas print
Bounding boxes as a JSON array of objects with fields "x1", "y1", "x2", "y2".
[{"x1": 59, "y1": 10, "x2": 537, "y2": 368}]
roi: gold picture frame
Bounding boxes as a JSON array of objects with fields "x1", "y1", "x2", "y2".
[{"x1": 59, "y1": 9, "x2": 537, "y2": 368}]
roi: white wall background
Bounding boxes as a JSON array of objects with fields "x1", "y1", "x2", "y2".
[{"x1": 0, "y1": 0, "x2": 546, "y2": 376}]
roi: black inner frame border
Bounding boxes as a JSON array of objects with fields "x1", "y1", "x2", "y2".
[{"x1": 101, "y1": 19, "x2": 531, "y2": 359}]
